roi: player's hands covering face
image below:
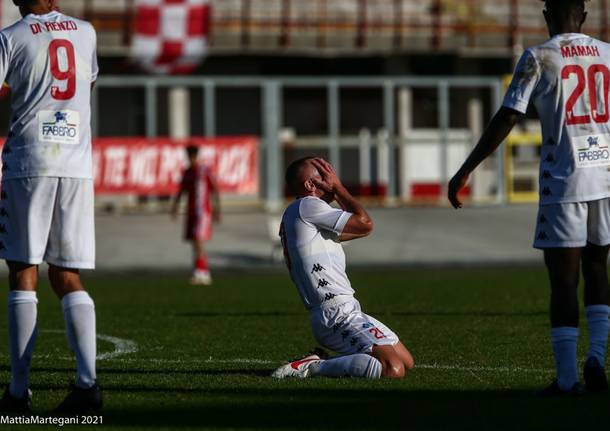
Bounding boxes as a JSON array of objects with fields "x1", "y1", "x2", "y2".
[{"x1": 311, "y1": 158, "x2": 341, "y2": 194}]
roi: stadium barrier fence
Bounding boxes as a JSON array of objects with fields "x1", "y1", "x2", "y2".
[{"x1": 94, "y1": 75, "x2": 507, "y2": 210}]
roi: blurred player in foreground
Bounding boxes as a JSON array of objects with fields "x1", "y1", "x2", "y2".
[
  {"x1": 0, "y1": 0, "x2": 102, "y2": 413},
  {"x1": 171, "y1": 145, "x2": 220, "y2": 285},
  {"x1": 272, "y1": 157, "x2": 414, "y2": 379},
  {"x1": 449, "y1": 0, "x2": 609, "y2": 396}
]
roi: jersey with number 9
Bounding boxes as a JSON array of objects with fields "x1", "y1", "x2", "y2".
[
  {"x1": 504, "y1": 33, "x2": 610, "y2": 205},
  {"x1": 0, "y1": 10, "x2": 98, "y2": 180}
]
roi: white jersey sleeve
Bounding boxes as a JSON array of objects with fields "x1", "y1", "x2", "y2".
[
  {"x1": 503, "y1": 49, "x2": 543, "y2": 114},
  {"x1": 298, "y1": 197, "x2": 352, "y2": 237},
  {"x1": 0, "y1": 32, "x2": 11, "y2": 85},
  {"x1": 91, "y1": 30, "x2": 99, "y2": 83}
]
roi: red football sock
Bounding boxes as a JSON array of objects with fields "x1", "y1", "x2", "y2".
[{"x1": 195, "y1": 257, "x2": 208, "y2": 271}]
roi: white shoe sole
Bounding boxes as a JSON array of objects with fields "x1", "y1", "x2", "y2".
[{"x1": 271, "y1": 363, "x2": 307, "y2": 379}]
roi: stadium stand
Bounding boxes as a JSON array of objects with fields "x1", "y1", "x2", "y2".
[{"x1": 50, "y1": 0, "x2": 610, "y2": 56}]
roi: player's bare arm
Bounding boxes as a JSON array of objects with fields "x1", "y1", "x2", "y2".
[
  {"x1": 170, "y1": 188, "x2": 183, "y2": 220},
  {"x1": 448, "y1": 106, "x2": 522, "y2": 209},
  {"x1": 310, "y1": 158, "x2": 373, "y2": 241},
  {"x1": 210, "y1": 176, "x2": 221, "y2": 223}
]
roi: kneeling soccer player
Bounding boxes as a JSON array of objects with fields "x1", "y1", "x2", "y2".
[{"x1": 272, "y1": 157, "x2": 414, "y2": 379}]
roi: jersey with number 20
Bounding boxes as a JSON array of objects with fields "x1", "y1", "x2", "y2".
[
  {"x1": 504, "y1": 33, "x2": 610, "y2": 205},
  {"x1": 0, "y1": 11, "x2": 98, "y2": 180}
]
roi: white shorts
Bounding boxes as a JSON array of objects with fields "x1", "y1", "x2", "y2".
[
  {"x1": 309, "y1": 297, "x2": 399, "y2": 355},
  {"x1": 533, "y1": 198, "x2": 610, "y2": 249},
  {"x1": 0, "y1": 177, "x2": 95, "y2": 269}
]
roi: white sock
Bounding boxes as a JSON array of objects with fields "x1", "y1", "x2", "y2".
[
  {"x1": 62, "y1": 291, "x2": 97, "y2": 389},
  {"x1": 586, "y1": 305, "x2": 610, "y2": 366},
  {"x1": 8, "y1": 291, "x2": 38, "y2": 398},
  {"x1": 309, "y1": 354, "x2": 382, "y2": 379},
  {"x1": 551, "y1": 326, "x2": 579, "y2": 391}
]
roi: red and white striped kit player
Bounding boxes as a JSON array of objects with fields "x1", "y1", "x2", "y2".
[
  {"x1": 172, "y1": 145, "x2": 220, "y2": 285},
  {"x1": 182, "y1": 163, "x2": 215, "y2": 242}
]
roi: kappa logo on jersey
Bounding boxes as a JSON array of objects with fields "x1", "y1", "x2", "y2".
[
  {"x1": 311, "y1": 264, "x2": 325, "y2": 274},
  {"x1": 574, "y1": 134, "x2": 610, "y2": 168},
  {"x1": 38, "y1": 110, "x2": 80, "y2": 145},
  {"x1": 324, "y1": 293, "x2": 337, "y2": 301},
  {"x1": 317, "y1": 279, "x2": 330, "y2": 289}
]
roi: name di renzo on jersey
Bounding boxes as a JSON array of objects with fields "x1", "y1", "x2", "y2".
[{"x1": 42, "y1": 112, "x2": 78, "y2": 139}]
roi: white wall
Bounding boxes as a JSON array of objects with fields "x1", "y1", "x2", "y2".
[{"x1": 1, "y1": 0, "x2": 21, "y2": 29}]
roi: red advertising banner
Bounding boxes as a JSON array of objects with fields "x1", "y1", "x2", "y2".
[{"x1": 92, "y1": 137, "x2": 258, "y2": 195}]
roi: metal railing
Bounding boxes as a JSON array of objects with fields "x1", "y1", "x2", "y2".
[{"x1": 94, "y1": 75, "x2": 505, "y2": 209}]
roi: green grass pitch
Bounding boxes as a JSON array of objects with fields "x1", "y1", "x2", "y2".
[{"x1": 1, "y1": 267, "x2": 609, "y2": 430}]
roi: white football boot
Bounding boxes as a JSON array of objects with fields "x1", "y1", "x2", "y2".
[
  {"x1": 190, "y1": 270, "x2": 212, "y2": 286},
  {"x1": 271, "y1": 354, "x2": 323, "y2": 379}
]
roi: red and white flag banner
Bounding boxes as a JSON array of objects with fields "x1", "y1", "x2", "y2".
[
  {"x1": 130, "y1": 0, "x2": 211, "y2": 74},
  {"x1": 93, "y1": 137, "x2": 258, "y2": 195}
]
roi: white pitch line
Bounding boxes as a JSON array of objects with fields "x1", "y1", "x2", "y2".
[
  {"x1": 96, "y1": 334, "x2": 138, "y2": 360},
  {"x1": 414, "y1": 363, "x2": 553, "y2": 374},
  {"x1": 0, "y1": 352, "x2": 554, "y2": 374},
  {"x1": 0, "y1": 329, "x2": 554, "y2": 374},
  {"x1": 38, "y1": 329, "x2": 138, "y2": 361},
  {"x1": 97, "y1": 357, "x2": 277, "y2": 365},
  {"x1": 91, "y1": 357, "x2": 556, "y2": 374}
]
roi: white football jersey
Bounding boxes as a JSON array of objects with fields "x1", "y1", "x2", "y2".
[
  {"x1": 280, "y1": 197, "x2": 354, "y2": 310},
  {"x1": 504, "y1": 33, "x2": 610, "y2": 205},
  {"x1": 0, "y1": 11, "x2": 98, "y2": 180}
]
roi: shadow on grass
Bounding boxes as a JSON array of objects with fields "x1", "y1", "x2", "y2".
[
  {"x1": 2, "y1": 369, "x2": 608, "y2": 429},
  {"x1": 97, "y1": 388, "x2": 610, "y2": 430}
]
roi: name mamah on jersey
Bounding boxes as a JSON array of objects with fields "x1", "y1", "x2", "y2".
[
  {"x1": 561, "y1": 45, "x2": 600, "y2": 58},
  {"x1": 38, "y1": 110, "x2": 80, "y2": 145},
  {"x1": 573, "y1": 134, "x2": 610, "y2": 168},
  {"x1": 29, "y1": 21, "x2": 78, "y2": 35}
]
